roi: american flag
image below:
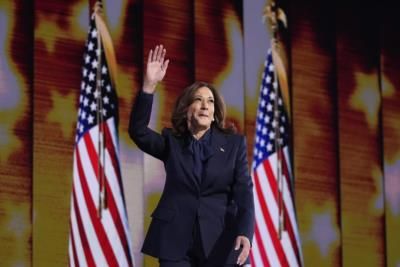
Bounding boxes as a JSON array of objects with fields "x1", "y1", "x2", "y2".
[
  {"x1": 249, "y1": 50, "x2": 303, "y2": 267},
  {"x1": 68, "y1": 13, "x2": 134, "y2": 267}
]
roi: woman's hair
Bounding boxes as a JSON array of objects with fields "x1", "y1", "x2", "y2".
[{"x1": 171, "y1": 81, "x2": 236, "y2": 136}]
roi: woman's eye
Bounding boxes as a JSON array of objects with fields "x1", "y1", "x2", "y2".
[{"x1": 209, "y1": 99, "x2": 214, "y2": 103}]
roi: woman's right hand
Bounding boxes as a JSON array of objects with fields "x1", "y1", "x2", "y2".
[{"x1": 143, "y1": 44, "x2": 170, "y2": 94}]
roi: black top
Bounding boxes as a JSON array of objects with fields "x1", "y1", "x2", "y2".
[{"x1": 188, "y1": 128, "x2": 213, "y2": 182}]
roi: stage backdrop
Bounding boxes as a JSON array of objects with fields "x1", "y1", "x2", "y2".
[{"x1": 0, "y1": 0, "x2": 399, "y2": 266}]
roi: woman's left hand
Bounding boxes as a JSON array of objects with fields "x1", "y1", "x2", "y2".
[{"x1": 235, "y1": 235, "x2": 251, "y2": 266}]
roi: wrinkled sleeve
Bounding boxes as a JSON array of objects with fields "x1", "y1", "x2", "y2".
[
  {"x1": 232, "y1": 136, "x2": 255, "y2": 242},
  {"x1": 128, "y1": 90, "x2": 168, "y2": 161}
]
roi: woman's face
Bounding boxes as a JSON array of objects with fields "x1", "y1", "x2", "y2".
[{"x1": 186, "y1": 86, "x2": 215, "y2": 132}]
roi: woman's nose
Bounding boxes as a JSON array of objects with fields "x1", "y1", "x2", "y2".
[{"x1": 201, "y1": 100, "x2": 208, "y2": 109}]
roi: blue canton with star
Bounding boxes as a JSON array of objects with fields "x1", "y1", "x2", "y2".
[
  {"x1": 252, "y1": 51, "x2": 290, "y2": 170},
  {"x1": 75, "y1": 16, "x2": 118, "y2": 143}
]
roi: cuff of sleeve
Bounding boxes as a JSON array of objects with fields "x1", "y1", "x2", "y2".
[{"x1": 139, "y1": 90, "x2": 154, "y2": 99}]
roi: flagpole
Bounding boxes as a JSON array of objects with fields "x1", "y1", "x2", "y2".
[
  {"x1": 93, "y1": 1, "x2": 107, "y2": 218},
  {"x1": 92, "y1": 0, "x2": 120, "y2": 218},
  {"x1": 272, "y1": 26, "x2": 285, "y2": 241},
  {"x1": 264, "y1": 0, "x2": 287, "y2": 240},
  {"x1": 274, "y1": 2, "x2": 285, "y2": 241},
  {"x1": 272, "y1": 35, "x2": 284, "y2": 241}
]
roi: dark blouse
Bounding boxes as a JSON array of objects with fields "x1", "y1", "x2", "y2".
[{"x1": 188, "y1": 128, "x2": 213, "y2": 182}]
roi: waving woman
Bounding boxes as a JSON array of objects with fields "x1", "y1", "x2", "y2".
[{"x1": 129, "y1": 45, "x2": 254, "y2": 267}]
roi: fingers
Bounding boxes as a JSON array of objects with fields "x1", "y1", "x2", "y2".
[
  {"x1": 148, "y1": 44, "x2": 168, "y2": 68},
  {"x1": 235, "y1": 236, "x2": 241, "y2": 250},
  {"x1": 149, "y1": 45, "x2": 157, "y2": 62},
  {"x1": 154, "y1": 45, "x2": 161, "y2": 61},
  {"x1": 147, "y1": 49, "x2": 153, "y2": 65},
  {"x1": 160, "y1": 46, "x2": 166, "y2": 63},
  {"x1": 150, "y1": 44, "x2": 164, "y2": 62},
  {"x1": 235, "y1": 236, "x2": 251, "y2": 266},
  {"x1": 162, "y1": 59, "x2": 170, "y2": 72},
  {"x1": 237, "y1": 246, "x2": 250, "y2": 266}
]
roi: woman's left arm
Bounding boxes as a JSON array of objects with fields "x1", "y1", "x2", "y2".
[{"x1": 232, "y1": 136, "x2": 255, "y2": 265}]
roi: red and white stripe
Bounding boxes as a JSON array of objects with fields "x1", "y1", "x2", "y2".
[
  {"x1": 69, "y1": 118, "x2": 134, "y2": 267},
  {"x1": 250, "y1": 146, "x2": 303, "y2": 267}
]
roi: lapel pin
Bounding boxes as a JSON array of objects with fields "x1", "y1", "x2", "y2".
[{"x1": 220, "y1": 147, "x2": 225, "y2": 152}]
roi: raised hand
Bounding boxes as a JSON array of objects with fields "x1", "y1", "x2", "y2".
[{"x1": 143, "y1": 44, "x2": 170, "y2": 94}]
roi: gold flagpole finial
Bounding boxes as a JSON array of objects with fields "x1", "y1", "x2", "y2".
[
  {"x1": 93, "y1": 1, "x2": 103, "y2": 13},
  {"x1": 262, "y1": 1, "x2": 287, "y2": 31}
]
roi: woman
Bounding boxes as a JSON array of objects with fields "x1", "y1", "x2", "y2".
[{"x1": 129, "y1": 45, "x2": 254, "y2": 267}]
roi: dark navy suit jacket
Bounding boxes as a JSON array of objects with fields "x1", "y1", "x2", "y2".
[{"x1": 129, "y1": 91, "x2": 255, "y2": 264}]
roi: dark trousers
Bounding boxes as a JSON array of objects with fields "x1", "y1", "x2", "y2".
[{"x1": 159, "y1": 218, "x2": 239, "y2": 267}]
